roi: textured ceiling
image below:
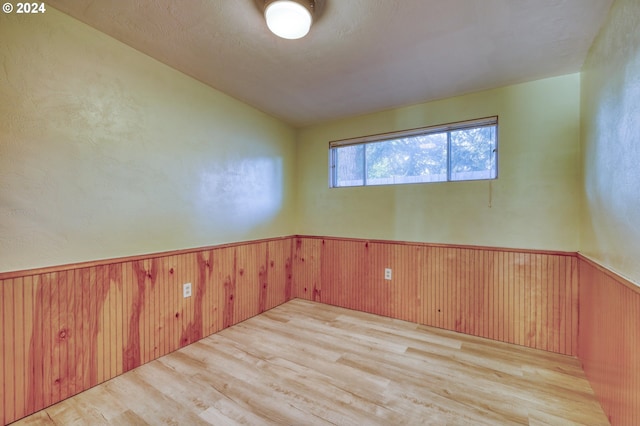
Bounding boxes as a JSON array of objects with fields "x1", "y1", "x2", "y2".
[{"x1": 47, "y1": 0, "x2": 613, "y2": 127}]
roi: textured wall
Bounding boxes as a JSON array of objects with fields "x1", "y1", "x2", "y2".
[
  {"x1": 0, "y1": 9, "x2": 296, "y2": 273},
  {"x1": 296, "y1": 75, "x2": 581, "y2": 252},
  {"x1": 580, "y1": 0, "x2": 640, "y2": 285}
]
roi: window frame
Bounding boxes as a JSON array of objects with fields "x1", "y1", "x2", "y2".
[{"x1": 329, "y1": 116, "x2": 498, "y2": 188}]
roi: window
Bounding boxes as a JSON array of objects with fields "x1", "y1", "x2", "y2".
[{"x1": 329, "y1": 116, "x2": 498, "y2": 187}]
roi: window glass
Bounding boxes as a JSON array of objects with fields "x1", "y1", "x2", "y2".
[
  {"x1": 334, "y1": 144, "x2": 364, "y2": 187},
  {"x1": 450, "y1": 125, "x2": 497, "y2": 181},
  {"x1": 330, "y1": 117, "x2": 497, "y2": 188}
]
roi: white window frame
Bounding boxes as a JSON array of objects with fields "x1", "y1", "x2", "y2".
[{"x1": 329, "y1": 116, "x2": 498, "y2": 188}]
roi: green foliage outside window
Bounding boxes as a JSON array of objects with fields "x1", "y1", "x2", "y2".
[{"x1": 330, "y1": 117, "x2": 497, "y2": 187}]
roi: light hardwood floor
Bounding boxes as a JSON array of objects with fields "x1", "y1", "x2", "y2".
[{"x1": 13, "y1": 299, "x2": 608, "y2": 425}]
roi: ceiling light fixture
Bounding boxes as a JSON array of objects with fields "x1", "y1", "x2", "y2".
[{"x1": 264, "y1": 0, "x2": 315, "y2": 40}]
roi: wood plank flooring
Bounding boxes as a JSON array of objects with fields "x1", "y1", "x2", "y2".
[{"x1": 12, "y1": 299, "x2": 608, "y2": 425}]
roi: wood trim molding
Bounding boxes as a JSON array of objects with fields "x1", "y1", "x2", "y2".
[
  {"x1": 0, "y1": 235, "x2": 578, "y2": 280},
  {"x1": 295, "y1": 234, "x2": 577, "y2": 257}
]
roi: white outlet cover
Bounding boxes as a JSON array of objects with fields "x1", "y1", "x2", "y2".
[
  {"x1": 183, "y1": 282, "x2": 192, "y2": 298},
  {"x1": 384, "y1": 268, "x2": 392, "y2": 280}
]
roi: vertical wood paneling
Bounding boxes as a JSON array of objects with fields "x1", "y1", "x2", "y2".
[
  {"x1": 293, "y1": 237, "x2": 577, "y2": 356},
  {"x1": 322, "y1": 239, "x2": 369, "y2": 311},
  {"x1": 319, "y1": 239, "x2": 338, "y2": 306},
  {"x1": 3, "y1": 279, "x2": 15, "y2": 423},
  {"x1": 121, "y1": 262, "x2": 133, "y2": 372},
  {"x1": 180, "y1": 250, "x2": 211, "y2": 346},
  {"x1": 235, "y1": 245, "x2": 250, "y2": 323},
  {"x1": 82, "y1": 269, "x2": 92, "y2": 389},
  {"x1": 234, "y1": 242, "x2": 267, "y2": 324},
  {"x1": 389, "y1": 244, "x2": 422, "y2": 323},
  {"x1": 124, "y1": 262, "x2": 143, "y2": 372},
  {"x1": 506, "y1": 253, "x2": 513, "y2": 338},
  {"x1": 161, "y1": 257, "x2": 171, "y2": 356},
  {"x1": 148, "y1": 259, "x2": 159, "y2": 362},
  {"x1": 6, "y1": 236, "x2": 635, "y2": 425},
  {"x1": 511, "y1": 252, "x2": 518, "y2": 345},
  {"x1": 209, "y1": 251, "x2": 224, "y2": 336},
  {"x1": 186, "y1": 253, "x2": 198, "y2": 344},
  {"x1": 219, "y1": 246, "x2": 236, "y2": 329},
  {"x1": 64, "y1": 270, "x2": 76, "y2": 400},
  {"x1": 43, "y1": 273, "x2": 54, "y2": 408},
  {"x1": 429, "y1": 248, "x2": 441, "y2": 326},
  {"x1": 558, "y1": 257, "x2": 567, "y2": 355},
  {"x1": 115, "y1": 264, "x2": 125, "y2": 378},
  {"x1": 1, "y1": 237, "x2": 296, "y2": 425},
  {"x1": 57, "y1": 271, "x2": 70, "y2": 401},
  {"x1": 489, "y1": 251, "x2": 498, "y2": 342},
  {"x1": 421, "y1": 248, "x2": 430, "y2": 327},
  {"x1": 425, "y1": 246, "x2": 442, "y2": 329},
  {"x1": 292, "y1": 237, "x2": 322, "y2": 301},
  {"x1": 18, "y1": 277, "x2": 33, "y2": 421},
  {"x1": 1, "y1": 280, "x2": 4, "y2": 426},
  {"x1": 478, "y1": 252, "x2": 487, "y2": 338},
  {"x1": 284, "y1": 241, "x2": 293, "y2": 302},
  {"x1": 179, "y1": 253, "x2": 195, "y2": 347},
  {"x1": 195, "y1": 250, "x2": 214, "y2": 340},
  {"x1": 445, "y1": 247, "x2": 457, "y2": 331},
  {"x1": 259, "y1": 245, "x2": 269, "y2": 314},
  {"x1": 265, "y1": 239, "x2": 292, "y2": 311},
  {"x1": 578, "y1": 258, "x2": 640, "y2": 426},
  {"x1": 570, "y1": 257, "x2": 579, "y2": 356},
  {"x1": 464, "y1": 249, "x2": 473, "y2": 335},
  {"x1": 166, "y1": 256, "x2": 179, "y2": 354},
  {"x1": 96, "y1": 266, "x2": 106, "y2": 386},
  {"x1": 160, "y1": 256, "x2": 170, "y2": 353},
  {"x1": 437, "y1": 246, "x2": 446, "y2": 329},
  {"x1": 175, "y1": 255, "x2": 188, "y2": 349},
  {"x1": 88, "y1": 267, "x2": 101, "y2": 387},
  {"x1": 357, "y1": 242, "x2": 385, "y2": 316},
  {"x1": 15, "y1": 279, "x2": 23, "y2": 418},
  {"x1": 449, "y1": 248, "x2": 459, "y2": 332}
]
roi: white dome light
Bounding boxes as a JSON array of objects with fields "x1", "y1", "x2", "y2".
[{"x1": 265, "y1": 0, "x2": 313, "y2": 40}]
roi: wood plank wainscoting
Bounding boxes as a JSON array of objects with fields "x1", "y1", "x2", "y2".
[
  {"x1": 1, "y1": 235, "x2": 638, "y2": 424},
  {"x1": 292, "y1": 236, "x2": 579, "y2": 356},
  {"x1": 578, "y1": 255, "x2": 640, "y2": 426},
  {"x1": 0, "y1": 237, "x2": 294, "y2": 426}
]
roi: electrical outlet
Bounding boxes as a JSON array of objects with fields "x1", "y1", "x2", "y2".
[
  {"x1": 384, "y1": 268, "x2": 392, "y2": 280},
  {"x1": 183, "y1": 282, "x2": 192, "y2": 298}
]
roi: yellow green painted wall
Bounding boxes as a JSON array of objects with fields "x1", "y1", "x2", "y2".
[
  {"x1": 0, "y1": 9, "x2": 297, "y2": 273},
  {"x1": 5, "y1": 5, "x2": 634, "y2": 279},
  {"x1": 296, "y1": 74, "x2": 582, "y2": 252},
  {"x1": 580, "y1": 0, "x2": 640, "y2": 285}
]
